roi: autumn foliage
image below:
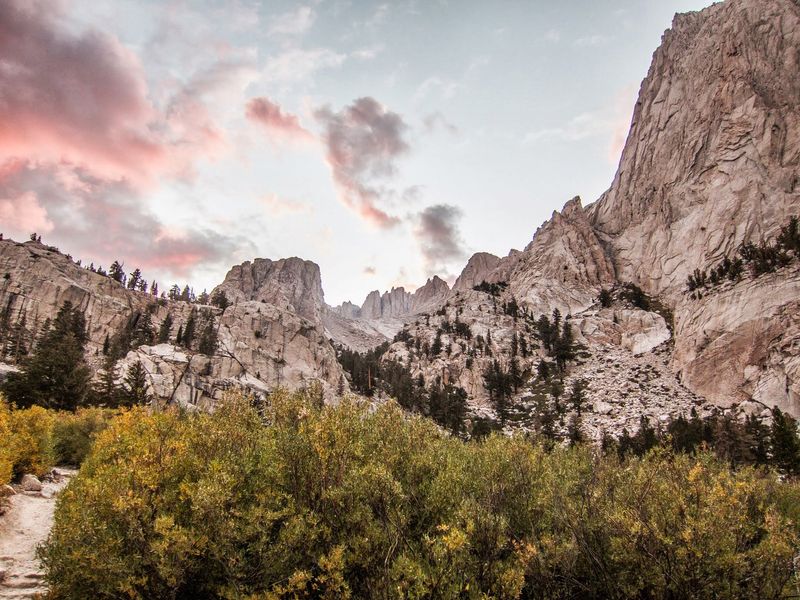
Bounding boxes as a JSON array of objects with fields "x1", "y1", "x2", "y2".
[{"x1": 39, "y1": 390, "x2": 800, "y2": 599}]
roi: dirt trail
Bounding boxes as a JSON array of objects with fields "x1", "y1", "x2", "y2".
[{"x1": 0, "y1": 470, "x2": 75, "y2": 600}]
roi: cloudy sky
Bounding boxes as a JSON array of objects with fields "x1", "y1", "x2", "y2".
[{"x1": 0, "y1": 0, "x2": 712, "y2": 306}]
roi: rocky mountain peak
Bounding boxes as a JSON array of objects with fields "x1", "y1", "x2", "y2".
[
  {"x1": 589, "y1": 0, "x2": 800, "y2": 298},
  {"x1": 452, "y1": 252, "x2": 501, "y2": 292},
  {"x1": 213, "y1": 257, "x2": 325, "y2": 323}
]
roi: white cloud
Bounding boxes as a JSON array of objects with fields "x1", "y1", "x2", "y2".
[
  {"x1": 544, "y1": 28, "x2": 561, "y2": 43},
  {"x1": 413, "y1": 76, "x2": 460, "y2": 103},
  {"x1": 574, "y1": 34, "x2": 613, "y2": 47},
  {"x1": 263, "y1": 48, "x2": 346, "y2": 84},
  {"x1": 523, "y1": 85, "x2": 637, "y2": 166},
  {"x1": 268, "y1": 6, "x2": 315, "y2": 36}
]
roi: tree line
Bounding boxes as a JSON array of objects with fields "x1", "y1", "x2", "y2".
[
  {"x1": 1, "y1": 299, "x2": 222, "y2": 412},
  {"x1": 687, "y1": 215, "x2": 800, "y2": 297}
]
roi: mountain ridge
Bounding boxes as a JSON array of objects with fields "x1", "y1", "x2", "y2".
[{"x1": 1, "y1": 0, "x2": 798, "y2": 424}]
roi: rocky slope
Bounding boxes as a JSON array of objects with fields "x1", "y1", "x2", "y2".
[
  {"x1": 0, "y1": 240, "x2": 345, "y2": 407},
  {"x1": 0, "y1": 0, "x2": 797, "y2": 428},
  {"x1": 588, "y1": 0, "x2": 800, "y2": 414},
  {"x1": 344, "y1": 0, "x2": 800, "y2": 427}
]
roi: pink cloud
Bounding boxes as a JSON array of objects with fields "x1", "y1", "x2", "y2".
[
  {"x1": 0, "y1": 192, "x2": 54, "y2": 234},
  {"x1": 0, "y1": 163, "x2": 253, "y2": 282},
  {"x1": 259, "y1": 193, "x2": 312, "y2": 216},
  {"x1": 0, "y1": 0, "x2": 232, "y2": 187},
  {"x1": 0, "y1": 1, "x2": 253, "y2": 284},
  {"x1": 246, "y1": 98, "x2": 314, "y2": 143},
  {"x1": 607, "y1": 85, "x2": 637, "y2": 165},
  {"x1": 314, "y1": 97, "x2": 411, "y2": 228}
]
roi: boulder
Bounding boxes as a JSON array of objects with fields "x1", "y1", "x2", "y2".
[{"x1": 20, "y1": 474, "x2": 42, "y2": 492}]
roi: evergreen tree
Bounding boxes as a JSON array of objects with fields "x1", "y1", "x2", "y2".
[
  {"x1": 198, "y1": 315, "x2": 218, "y2": 356},
  {"x1": 168, "y1": 285, "x2": 181, "y2": 301},
  {"x1": 157, "y1": 313, "x2": 174, "y2": 344},
  {"x1": 2, "y1": 301, "x2": 92, "y2": 410},
  {"x1": 92, "y1": 354, "x2": 121, "y2": 407},
  {"x1": 176, "y1": 324, "x2": 184, "y2": 346},
  {"x1": 210, "y1": 290, "x2": 231, "y2": 310},
  {"x1": 182, "y1": 311, "x2": 197, "y2": 349},
  {"x1": 127, "y1": 268, "x2": 142, "y2": 290},
  {"x1": 119, "y1": 361, "x2": 150, "y2": 407},
  {"x1": 109, "y1": 261, "x2": 126, "y2": 285},
  {"x1": 180, "y1": 285, "x2": 194, "y2": 303},
  {"x1": 567, "y1": 413, "x2": 584, "y2": 447},
  {"x1": 197, "y1": 289, "x2": 210, "y2": 305},
  {"x1": 131, "y1": 312, "x2": 155, "y2": 348},
  {"x1": 569, "y1": 379, "x2": 587, "y2": 415},
  {"x1": 745, "y1": 413, "x2": 770, "y2": 465},
  {"x1": 770, "y1": 408, "x2": 800, "y2": 476},
  {"x1": 431, "y1": 330, "x2": 443, "y2": 356}
]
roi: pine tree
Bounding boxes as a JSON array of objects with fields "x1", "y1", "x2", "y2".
[
  {"x1": 109, "y1": 261, "x2": 126, "y2": 285},
  {"x1": 198, "y1": 314, "x2": 218, "y2": 356},
  {"x1": 182, "y1": 311, "x2": 197, "y2": 349},
  {"x1": 127, "y1": 268, "x2": 142, "y2": 290},
  {"x1": 157, "y1": 313, "x2": 174, "y2": 344},
  {"x1": 92, "y1": 354, "x2": 121, "y2": 407},
  {"x1": 210, "y1": 290, "x2": 231, "y2": 310},
  {"x1": 197, "y1": 289, "x2": 210, "y2": 305},
  {"x1": 771, "y1": 408, "x2": 800, "y2": 476},
  {"x1": 176, "y1": 324, "x2": 184, "y2": 346},
  {"x1": 569, "y1": 379, "x2": 586, "y2": 415},
  {"x1": 119, "y1": 361, "x2": 150, "y2": 407},
  {"x1": 431, "y1": 330, "x2": 443, "y2": 356},
  {"x1": 131, "y1": 312, "x2": 155, "y2": 348},
  {"x1": 168, "y1": 285, "x2": 181, "y2": 301},
  {"x1": 2, "y1": 301, "x2": 92, "y2": 410}
]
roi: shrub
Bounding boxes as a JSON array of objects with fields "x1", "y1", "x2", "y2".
[
  {"x1": 0, "y1": 399, "x2": 13, "y2": 485},
  {"x1": 40, "y1": 390, "x2": 800, "y2": 599},
  {"x1": 7, "y1": 404, "x2": 55, "y2": 479},
  {"x1": 51, "y1": 407, "x2": 117, "y2": 467}
]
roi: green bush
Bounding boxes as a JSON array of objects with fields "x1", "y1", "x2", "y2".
[
  {"x1": 40, "y1": 390, "x2": 800, "y2": 599},
  {"x1": 51, "y1": 407, "x2": 117, "y2": 466}
]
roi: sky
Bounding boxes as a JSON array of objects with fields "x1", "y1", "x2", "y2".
[{"x1": 0, "y1": 0, "x2": 714, "y2": 306}]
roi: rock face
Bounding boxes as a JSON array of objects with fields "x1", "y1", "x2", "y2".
[
  {"x1": 451, "y1": 253, "x2": 501, "y2": 293},
  {"x1": 213, "y1": 257, "x2": 325, "y2": 323},
  {"x1": 0, "y1": 240, "x2": 345, "y2": 407},
  {"x1": 590, "y1": 0, "x2": 800, "y2": 298},
  {"x1": 461, "y1": 197, "x2": 616, "y2": 317},
  {"x1": 587, "y1": 0, "x2": 800, "y2": 414}
]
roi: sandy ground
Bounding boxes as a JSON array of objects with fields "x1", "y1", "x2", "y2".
[{"x1": 0, "y1": 469, "x2": 76, "y2": 600}]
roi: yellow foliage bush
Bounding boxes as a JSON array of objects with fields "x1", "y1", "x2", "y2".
[
  {"x1": 0, "y1": 396, "x2": 116, "y2": 485},
  {"x1": 7, "y1": 403, "x2": 55, "y2": 479},
  {"x1": 39, "y1": 390, "x2": 800, "y2": 600},
  {"x1": 0, "y1": 399, "x2": 13, "y2": 485}
]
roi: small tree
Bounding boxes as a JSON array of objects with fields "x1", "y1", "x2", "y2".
[
  {"x1": 109, "y1": 261, "x2": 126, "y2": 285},
  {"x1": 157, "y1": 314, "x2": 174, "y2": 344},
  {"x1": 127, "y1": 268, "x2": 142, "y2": 291},
  {"x1": 120, "y1": 361, "x2": 150, "y2": 407},
  {"x1": 771, "y1": 408, "x2": 800, "y2": 476},
  {"x1": 198, "y1": 315, "x2": 218, "y2": 356}
]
